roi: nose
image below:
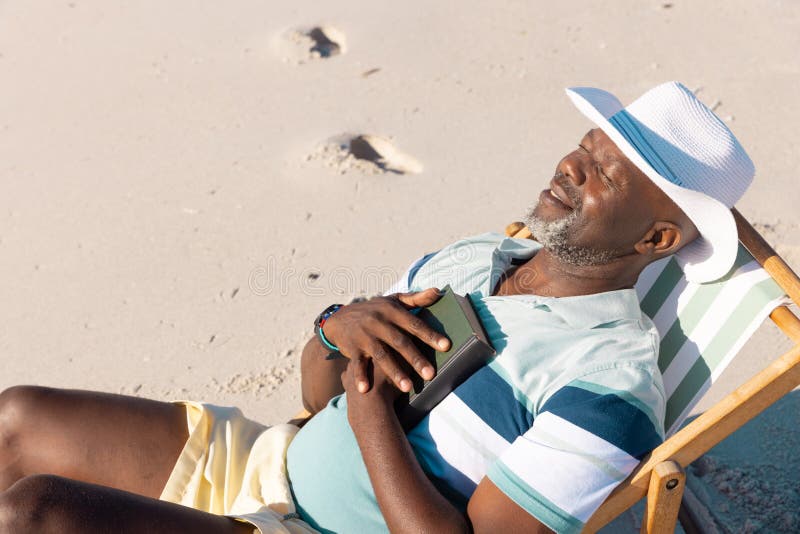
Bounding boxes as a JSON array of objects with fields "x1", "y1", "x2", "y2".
[{"x1": 559, "y1": 154, "x2": 586, "y2": 187}]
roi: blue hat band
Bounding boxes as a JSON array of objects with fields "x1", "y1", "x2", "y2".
[{"x1": 608, "y1": 110, "x2": 685, "y2": 189}]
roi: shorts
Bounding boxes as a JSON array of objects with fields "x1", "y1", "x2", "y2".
[{"x1": 159, "y1": 401, "x2": 318, "y2": 534}]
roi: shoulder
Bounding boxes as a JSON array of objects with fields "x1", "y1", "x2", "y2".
[
  {"x1": 386, "y1": 233, "x2": 495, "y2": 295},
  {"x1": 409, "y1": 232, "x2": 540, "y2": 293},
  {"x1": 550, "y1": 316, "x2": 664, "y2": 432},
  {"x1": 426, "y1": 232, "x2": 507, "y2": 263},
  {"x1": 544, "y1": 362, "x2": 665, "y2": 440},
  {"x1": 531, "y1": 292, "x2": 662, "y2": 408},
  {"x1": 553, "y1": 290, "x2": 661, "y2": 379}
]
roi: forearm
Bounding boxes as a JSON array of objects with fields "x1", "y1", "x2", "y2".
[
  {"x1": 352, "y1": 402, "x2": 470, "y2": 534},
  {"x1": 300, "y1": 336, "x2": 347, "y2": 414}
]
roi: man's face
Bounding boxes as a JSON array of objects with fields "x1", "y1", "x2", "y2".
[{"x1": 525, "y1": 128, "x2": 663, "y2": 265}]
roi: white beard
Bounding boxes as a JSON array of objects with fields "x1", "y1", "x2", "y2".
[{"x1": 523, "y1": 203, "x2": 619, "y2": 266}]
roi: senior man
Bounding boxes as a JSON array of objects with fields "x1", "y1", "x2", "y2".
[{"x1": 0, "y1": 82, "x2": 754, "y2": 534}]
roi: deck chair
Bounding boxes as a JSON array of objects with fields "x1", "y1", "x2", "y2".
[{"x1": 506, "y1": 208, "x2": 800, "y2": 533}]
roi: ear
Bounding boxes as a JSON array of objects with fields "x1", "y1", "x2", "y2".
[{"x1": 633, "y1": 221, "x2": 683, "y2": 259}]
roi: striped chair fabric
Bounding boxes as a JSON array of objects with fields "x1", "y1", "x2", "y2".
[{"x1": 634, "y1": 245, "x2": 788, "y2": 436}]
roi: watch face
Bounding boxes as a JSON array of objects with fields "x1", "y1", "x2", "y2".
[{"x1": 315, "y1": 304, "x2": 342, "y2": 327}]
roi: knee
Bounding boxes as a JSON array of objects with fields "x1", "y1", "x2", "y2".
[
  {"x1": 0, "y1": 386, "x2": 52, "y2": 444},
  {"x1": 0, "y1": 386, "x2": 56, "y2": 482},
  {"x1": 0, "y1": 474, "x2": 66, "y2": 533}
]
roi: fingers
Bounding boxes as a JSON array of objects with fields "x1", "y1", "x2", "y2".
[
  {"x1": 329, "y1": 288, "x2": 452, "y2": 395},
  {"x1": 386, "y1": 300, "x2": 451, "y2": 354},
  {"x1": 365, "y1": 338, "x2": 414, "y2": 392},
  {"x1": 352, "y1": 356, "x2": 369, "y2": 393},
  {"x1": 395, "y1": 287, "x2": 443, "y2": 309},
  {"x1": 341, "y1": 357, "x2": 368, "y2": 394}
]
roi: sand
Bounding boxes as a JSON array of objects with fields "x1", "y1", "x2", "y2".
[{"x1": 1, "y1": 0, "x2": 799, "y2": 530}]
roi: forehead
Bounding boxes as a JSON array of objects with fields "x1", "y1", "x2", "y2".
[
  {"x1": 583, "y1": 128, "x2": 642, "y2": 176},
  {"x1": 583, "y1": 128, "x2": 620, "y2": 154}
]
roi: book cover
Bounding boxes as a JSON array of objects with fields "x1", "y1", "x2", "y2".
[{"x1": 397, "y1": 285, "x2": 495, "y2": 431}]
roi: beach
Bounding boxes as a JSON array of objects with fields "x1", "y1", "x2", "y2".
[{"x1": 1, "y1": 1, "x2": 798, "y2": 530}]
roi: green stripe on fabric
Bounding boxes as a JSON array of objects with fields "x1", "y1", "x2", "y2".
[
  {"x1": 570, "y1": 378, "x2": 663, "y2": 439},
  {"x1": 488, "y1": 460, "x2": 584, "y2": 534},
  {"x1": 657, "y1": 289, "x2": 724, "y2": 373},
  {"x1": 664, "y1": 358, "x2": 710, "y2": 433},
  {"x1": 656, "y1": 248, "x2": 753, "y2": 372},
  {"x1": 665, "y1": 277, "x2": 785, "y2": 429},
  {"x1": 639, "y1": 258, "x2": 683, "y2": 318}
]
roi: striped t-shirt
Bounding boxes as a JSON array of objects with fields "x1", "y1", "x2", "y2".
[{"x1": 287, "y1": 233, "x2": 665, "y2": 533}]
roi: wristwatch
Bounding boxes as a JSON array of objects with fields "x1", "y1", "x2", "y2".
[{"x1": 314, "y1": 303, "x2": 344, "y2": 354}]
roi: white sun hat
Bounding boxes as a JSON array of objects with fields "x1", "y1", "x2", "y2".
[{"x1": 565, "y1": 81, "x2": 754, "y2": 283}]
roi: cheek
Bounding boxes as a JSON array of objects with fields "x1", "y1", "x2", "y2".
[
  {"x1": 608, "y1": 198, "x2": 653, "y2": 243},
  {"x1": 576, "y1": 194, "x2": 645, "y2": 246}
]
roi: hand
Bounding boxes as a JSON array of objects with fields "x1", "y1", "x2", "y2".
[
  {"x1": 322, "y1": 288, "x2": 451, "y2": 394},
  {"x1": 341, "y1": 359, "x2": 402, "y2": 431}
]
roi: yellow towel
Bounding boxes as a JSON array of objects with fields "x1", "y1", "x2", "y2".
[{"x1": 160, "y1": 401, "x2": 319, "y2": 534}]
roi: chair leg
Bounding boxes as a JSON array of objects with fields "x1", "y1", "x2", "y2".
[{"x1": 641, "y1": 460, "x2": 686, "y2": 534}]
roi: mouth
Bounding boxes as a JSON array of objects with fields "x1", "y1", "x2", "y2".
[{"x1": 541, "y1": 180, "x2": 575, "y2": 211}]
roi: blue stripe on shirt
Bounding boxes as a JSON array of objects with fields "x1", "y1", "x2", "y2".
[
  {"x1": 540, "y1": 385, "x2": 662, "y2": 460},
  {"x1": 454, "y1": 365, "x2": 533, "y2": 443}
]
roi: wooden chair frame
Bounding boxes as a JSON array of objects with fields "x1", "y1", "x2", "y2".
[{"x1": 509, "y1": 209, "x2": 800, "y2": 533}]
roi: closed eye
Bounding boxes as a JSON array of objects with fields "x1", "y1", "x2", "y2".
[
  {"x1": 580, "y1": 143, "x2": 619, "y2": 190},
  {"x1": 597, "y1": 164, "x2": 618, "y2": 189}
]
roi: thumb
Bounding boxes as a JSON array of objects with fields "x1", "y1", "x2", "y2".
[{"x1": 396, "y1": 287, "x2": 443, "y2": 308}]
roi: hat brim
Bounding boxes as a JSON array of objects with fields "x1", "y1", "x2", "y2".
[{"x1": 565, "y1": 86, "x2": 738, "y2": 283}]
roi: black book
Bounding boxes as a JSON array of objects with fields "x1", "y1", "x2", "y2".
[{"x1": 397, "y1": 285, "x2": 495, "y2": 432}]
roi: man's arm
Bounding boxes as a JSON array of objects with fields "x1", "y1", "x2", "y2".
[
  {"x1": 342, "y1": 361, "x2": 554, "y2": 533},
  {"x1": 468, "y1": 479, "x2": 555, "y2": 534},
  {"x1": 341, "y1": 361, "x2": 470, "y2": 533},
  {"x1": 299, "y1": 334, "x2": 347, "y2": 414}
]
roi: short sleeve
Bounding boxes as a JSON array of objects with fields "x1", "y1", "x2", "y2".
[
  {"x1": 487, "y1": 367, "x2": 664, "y2": 534},
  {"x1": 382, "y1": 251, "x2": 439, "y2": 295}
]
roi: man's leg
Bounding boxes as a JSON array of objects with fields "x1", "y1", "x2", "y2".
[
  {"x1": 0, "y1": 385, "x2": 189, "y2": 498},
  {"x1": 0, "y1": 474, "x2": 253, "y2": 533}
]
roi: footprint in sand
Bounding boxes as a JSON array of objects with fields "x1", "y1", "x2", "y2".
[
  {"x1": 276, "y1": 25, "x2": 347, "y2": 63},
  {"x1": 307, "y1": 134, "x2": 424, "y2": 175},
  {"x1": 215, "y1": 366, "x2": 297, "y2": 397},
  {"x1": 307, "y1": 27, "x2": 344, "y2": 58}
]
